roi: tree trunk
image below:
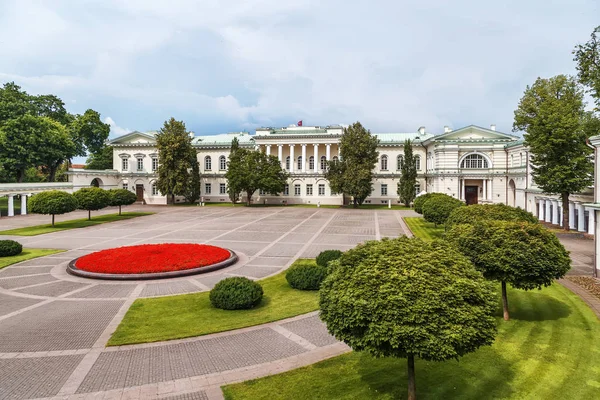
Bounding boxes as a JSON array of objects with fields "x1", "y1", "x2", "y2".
[
  {"x1": 561, "y1": 192, "x2": 570, "y2": 231},
  {"x1": 17, "y1": 168, "x2": 24, "y2": 183},
  {"x1": 171, "y1": 194, "x2": 175, "y2": 205},
  {"x1": 88, "y1": 210, "x2": 91, "y2": 221},
  {"x1": 48, "y1": 165, "x2": 57, "y2": 182},
  {"x1": 246, "y1": 191, "x2": 252, "y2": 206},
  {"x1": 353, "y1": 198, "x2": 358, "y2": 208},
  {"x1": 52, "y1": 214, "x2": 55, "y2": 227},
  {"x1": 119, "y1": 205, "x2": 122, "y2": 216},
  {"x1": 407, "y1": 354, "x2": 416, "y2": 400},
  {"x1": 502, "y1": 281, "x2": 510, "y2": 321}
]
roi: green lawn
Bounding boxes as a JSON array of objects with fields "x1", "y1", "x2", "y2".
[
  {"x1": 0, "y1": 248, "x2": 65, "y2": 269},
  {"x1": 0, "y1": 197, "x2": 21, "y2": 217},
  {"x1": 222, "y1": 282, "x2": 600, "y2": 400},
  {"x1": 0, "y1": 212, "x2": 154, "y2": 236},
  {"x1": 108, "y1": 260, "x2": 320, "y2": 346},
  {"x1": 404, "y1": 217, "x2": 445, "y2": 241}
]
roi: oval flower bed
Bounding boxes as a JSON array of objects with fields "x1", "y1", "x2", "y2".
[{"x1": 68, "y1": 243, "x2": 237, "y2": 280}]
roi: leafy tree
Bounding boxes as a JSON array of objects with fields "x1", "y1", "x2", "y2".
[
  {"x1": 0, "y1": 82, "x2": 30, "y2": 125},
  {"x1": 421, "y1": 193, "x2": 463, "y2": 227},
  {"x1": 446, "y1": 203, "x2": 538, "y2": 230},
  {"x1": 85, "y1": 146, "x2": 114, "y2": 170},
  {"x1": 30, "y1": 94, "x2": 71, "y2": 125},
  {"x1": 155, "y1": 118, "x2": 196, "y2": 204},
  {"x1": 319, "y1": 237, "x2": 497, "y2": 400},
  {"x1": 28, "y1": 190, "x2": 78, "y2": 226},
  {"x1": 398, "y1": 139, "x2": 417, "y2": 207},
  {"x1": 413, "y1": 192, "x2": 438, "y2": 214},
  {"x1": 183, "y1": 158, "x2": 201, "y2": 204},
  {"x1": 513, "y1": 75, "x2": 593, "y2": 230},
  {"x1": 447, "y1": 221, "x2": 571, "y2": 320},
  {"x1": 69, "y1": 109, "x2": 110, "y2": 156},
  {"x1": 325, "y1": 122, "x2": 379, "y2": 207},
  {"x1": 225, "y1": 137, "x2": 243, "y2": 203},
  {"x1": 37, "y1": 117, "x2": 77, "y2": 182},
  {"x1": 0, "y1": 115, "x2": 47, "y2": 182},
  {"x1": 73, "y1": 187, "x2": 111, "y2": 220},
  {"x1": 573, "y1": 25, "x2": 600, "y2": 109},
  {"x1": 108, "y1": 189, "x2": 137, "y2": 215},
  {"x1": 233, "y1": 149, "x2": 288, "y2": 205}
]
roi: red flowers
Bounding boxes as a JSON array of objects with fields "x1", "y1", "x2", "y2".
[{"x1": 75, "y1": 244, "x2": 230, "y2": 274}]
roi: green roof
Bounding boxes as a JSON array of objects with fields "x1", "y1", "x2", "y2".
[
  {"x1": 192, "y1": 132, "x2": 253, "y2": 146},
  {"x1": 375, "y1": 132, "x2": 435, "y2": 143}
]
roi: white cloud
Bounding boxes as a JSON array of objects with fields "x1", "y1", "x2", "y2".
[{"x1": 104, "y1": 117, "x2": 131, "y2": 138}]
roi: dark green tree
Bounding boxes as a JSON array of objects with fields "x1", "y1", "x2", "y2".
[
  {"x1": 513, "y1": 75, "x2": 593, "y2": 230},
  {"x1": 447, "y1": 221, "x2": 571, "y2": 320},
  {"x1": 398, "y1": 139, "x2": 417, "y2": 207},
  {"x1": 73, "y1": 187, "x2": 111, "y2": 220},
  {"x1": 85, "y1": 146, "x2": 114, "y2": 170},
  {"x1": 183, "y1": 157, "x2": 201, "y2": 204},
  {"x1": 238, "y1": 150, "x2": 288, "y2": 205},
  {"x1": 319, "y1": 237, "x2": 497, "y2": 400},
  {"x1": 325, "y1": 122, "x2": 379, "y2": 207},
  {"x1": 37, "y1": 117, "x2": 77, "y2": 182},
  {"x1": 69, "y1": 109, "x2": 110, "y2": 157},
  {"x1": 155, "y1": 118, "x2": 196, "y2": 204},
  {"x1": 225, "y1": 137, "x2": 243, "y2": 203},
  {"x1": 108, "y1": 189, "x2": 137, "y2": 215},
  {"x1": 30, "y1": 94, "x2": 71, "y2": 125},
  {"x1": 574, "y1": 25, "x2": 600, "y2": 109},
  {"x1": 0, "y1": 115, "x2": 47, "y2": 182},
  {"x1": 421, "y1": 193, "x2": 464, "y2": 227},
  {"x1": 0, "y1": 82, "x2": 30, "y2": 125},
  {"x1": 413, "y1": 192, "x2": 438, "y2": 214},
  {"x1": 446, "y1": 203, "x2": 538, "y2": 230},
  {"x1": 28, "y1": 190, "x2": 78, "y2": 226}
]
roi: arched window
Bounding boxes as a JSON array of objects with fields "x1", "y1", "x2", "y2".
[
  {"x1": 332, "y1": 156, "x2": 339, "y2": 163},
  {"x1": 320, "y1": 156, "x2": 327, "y2": 170},
  {"x1": 309, "y1": 156, "x2": 315, "y2": 170},
  {"x1": 205, "y1": 156, "x2": 212, "y2": 171},
  {"x1": 460, "y1": 153, "x2": 489, "y2": 169},
  {"x1": 381, "y1": 155, "x2": 388, "y2": 171},
  {"x1": 397, "y1": 155, "x2": 404, "y2": 170},
  {"x1": 415, "y1": 155, "x2": 421, "y2": 171},
  {"x1": 297, "y1": 156, "x2": 303, "y2": 170},
  {"x1": 219, "y1": 155, "x2": 227, "y2": 170},
  {"x1": 286, "y1": 156, "x2": 290, "y2": 170},
  {"x1": 151, "y1": 182, "x2": 159, "y2": 196}
]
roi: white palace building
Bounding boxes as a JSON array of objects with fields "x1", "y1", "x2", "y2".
[{"x1": 66, "y1": 123, "x2": 595, "y2": 234}]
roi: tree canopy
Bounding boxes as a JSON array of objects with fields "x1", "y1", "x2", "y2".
[
  {"x1": 225, "y1": 137, "x2": 244, "y2": 203},
  {"x1": 28, "y1": 190, "x2": 78, "y2": 226},
  {"x1": 447, "y1": 221, "x2": 571, "y2": 320},
  {"x1": 446, "y1": 203, "x2": 538, "y2": 230},
  {"x1": 513, "y1": 75, "x2": 595, "y2": 230},
  {"x1": 574, "y1": 25, "x2": 600, "y2": 109},
  {"x1": 108, "y1": 188, "x2": 137, "y2": 215},
  {"x1": 325, "y1": 122, "x2": 379, "y2": 207},
  {"x1": 398, "y1": 139, "x2": 417, "y2": 207},
  {"x1": 85, "y1": 146, "x2": 114, "y2": 170},
  {"x1": 421, "y1": 193, "x2": 464, "y2": 227},
  {"x1": 73, "y1": 187, "x2": 111, "y2": 220},
  {"x1": 319, "y1": 237, "x2": 497, "y2": 400}
]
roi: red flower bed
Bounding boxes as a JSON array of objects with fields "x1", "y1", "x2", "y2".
[{"x1": 75, "y1": 244, "x2": 230, "y2": 274}]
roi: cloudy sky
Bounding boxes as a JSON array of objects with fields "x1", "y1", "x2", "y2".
[{"x1": 0, "y1": 0, "x2": 598, "y2": 139}]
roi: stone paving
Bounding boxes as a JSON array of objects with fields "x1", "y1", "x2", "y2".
[{"x1": 0, "y1": 206, "x2": 409, "y2": 399}]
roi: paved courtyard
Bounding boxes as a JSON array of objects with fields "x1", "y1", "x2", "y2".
[{"x1": 0, "y1": 206, "x2": 413, "y2": 399}]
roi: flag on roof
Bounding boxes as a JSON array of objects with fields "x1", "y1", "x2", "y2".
[{"x1": 297, "y1": 120, "x2": 302, "y2": 126}]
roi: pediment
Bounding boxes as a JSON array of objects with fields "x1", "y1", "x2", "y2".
[
  {"x1": 109, "y1": 131, "x2": 156, "y2": 145},
  {"x1": 433, "y1": 125, "x2": 518, "y2": 142}
]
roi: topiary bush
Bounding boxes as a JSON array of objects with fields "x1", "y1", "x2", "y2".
[
  {"x1": 28, "y1": 190, "x2": 78, "y2": 226},
  {"x1": 422, "y1": 194, "x2": 464, "y2": 227},
  {"x1": 286, "y1": 263, "x2": 328, "y2": 290},
  {"x1": 0, "y1": 240, "x2": 23, "y2": 257},
  {"x1": 210, "y1": 277, "x2": 263, "y2": 310},
  {"x1": 316, "y1": 250, "x2": 343, "y2": 267},
  {"x1": 413, "y1": 193, "x2": 434, "y2": 214},
  {"x1": 108, "y1": 189, "x2": 137, "y2": 215},
  {"x1": 445, "y1": 203, "x2": 538, "y2": 230},
  {"x1": 73, "y1": 187, "x2": 111, "y2": 220}
]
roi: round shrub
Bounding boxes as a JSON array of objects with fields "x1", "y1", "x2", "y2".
[
  {"x1": 413, "y1": 193, "x2": 445, "y2": 214},
  {"x1": 422, "y1": 194, "x2": 464, "y2": 227},
  {"x1": 0, "y1": 240, "x2": 23, "y2": 257},
  {"x1": 210, "y1": 277, "x2": 263, "y2": 310},
  {"x1": 445, "y1": 203, "x2": 538, "y2": 230},
  {"x1": 28, "y1": 190, "x2": 78, "y2": 226},
  {"x1": 316, "y1": 250, "x2": 343, "y2": 267},
  {"x1": 286, "y1": 263, "x2": 328, "y2": 290}
]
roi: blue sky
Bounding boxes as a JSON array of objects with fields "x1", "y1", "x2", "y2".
[{"x1": 0, "y1": 0, "x2": 598, "y2": 139}]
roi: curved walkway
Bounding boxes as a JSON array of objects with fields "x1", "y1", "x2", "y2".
[{"x1": 0, "y1": 207, "x2": 413, "y2": 399}]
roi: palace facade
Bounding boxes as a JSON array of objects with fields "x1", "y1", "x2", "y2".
[{"x1": 68, "y1": 124, "x2": 595, "y2": 234}]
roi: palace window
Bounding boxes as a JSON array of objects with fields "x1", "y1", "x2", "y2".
[
  {"x1": 381, "y1": 184, "x2": 388, "y2": 196},
  {"x1": 220, "y1": 183, "x2": 226, "y2": 194},
  {"x1": 320, "y1": 156, "x2": 327, "y2": 170},
  {"x1": 460, "y1": 154, "x2": 489, "y2": 169},
  {"x1": 137, "y1": 158, "x2": 144, "y2": 171},
  {"x1": 205, "y1": 156, "x2": 212, "y2": 171},
  {"x1": 122, "y1": 158, "x2": 129, "y2": 171},
  {"x1": 415, "y1": 155, "x2": 421, "y2": 171},
  {"x1": 122, "y1": 183, "x2": 128, "y2": 190},
  {"x1": 297, "y1": 156, "x2": 303, "y2": 171},
  {"x1": 219, "y1": 155, "x2": 227, "y2": 170},
  {"x1": 318, "y1": 184, "x2": 325, "y2": 196},
  {"x1": 306, "y1": 184, "x2": 313, "y2": 196},
  {"x1": 205, "y1": 183, "x2": 212, "y2": 194},
  {"x1": 397, "y1": 155, "x2": 404, "y2": 170},
  {"x1": 309, "y1": 156, "x2": 315, "y2": 170},
  {"x1": 284, "y1": 184, "x2": 289, "y2": 196},
  {"x1": 259, "y1": 189, "x2": 266, "y2": 196},
  {"x1": 381, "y1": 155, "x2": 388, "y2": 171},
  {"x1": 152, "y1": 183, "x2": 159, "y2": 196},
  {"x1": 152, "y1": 157, "x2": 158, "y2": 172},
  {"x1": 415, "y1": 183, "x2": 421, "y2": 194},
  {"x1": 294, "y1": 184, "x2": 301, "y2": 196},
  {"x1": 286, "y1": 156, "x2": 290, "y2": 170},
  {"x1": 332, "y1": 156, "x2": 339, "y2": 163}
]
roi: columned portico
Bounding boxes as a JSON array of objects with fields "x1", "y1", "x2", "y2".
[
  {"x1": 326, "y1": 144, "x2": 331, "y2": 161},
  {"x1": 20, "y1": 194, "x2": 27, "y2": 215},
  {"x1": 577, "y1": 203, "x2": 586, "y2": 232},
  {"x1": 569, "y1": 202, "x2": 576, "y2": 230},
  {"x1": 545, "y1": 200, "x2": 552, "y2": 223},
  {"x1": 7, "y1": 194, "x2": 14, "y2": 217},
  {"x1": 551, "y1": 200, "x2": 559, "y2": 225},
  {"x1": 301, "y1": 144, "x2": 307, "y2": 173},
  {"x1": 278, "y1": 145, "x2": 283, "y2": 167},
  {"x1": 586, "y1": 206, "x2": 595, "y2": 235},
  {"x1": 482, "y1": 179, "x2": 487, "y2": 200},
  {"x1": 313, "y1": 144, "x2": 319, "y2": 172},
  {"x1": 538, "y1": 198, "x2": 544, "y2": 221},
  {"x1": 289, "y1": 145, "x2": 295, "y2": 173},
  {"x1": 266, "y1": 145, "x2": 271, "y2": 156}
]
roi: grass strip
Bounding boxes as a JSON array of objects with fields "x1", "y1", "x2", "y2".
[{"x1": 0, "y1": 249, "x2": 65, "y2": 269}]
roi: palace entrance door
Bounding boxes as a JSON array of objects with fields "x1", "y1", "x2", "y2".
[
  {"x1": 465, "y1": 186, "x2": 478, "y2": 205},
  {"x1": 136, "y1": 185, "x2": 144, "y2": 202}
]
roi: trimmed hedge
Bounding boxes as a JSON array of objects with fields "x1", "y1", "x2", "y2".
[
  {"x1": 413, "y1": 193, "x2": 446, "y2": 214},
  {"x1": 210, "y1": 277, "x2": 263, "y2": 310},
  {"x1": 286, "y1": 263, "x2": 328, "y2": 290},
  {"x1": 316, "y1": 250, "x2": 343, "y2": 267},
  {"x1": 0, "y1": 240, "x2": 23, "y2": 257},
  {"x1": 422, "y1": 194, "x2": 464, "y2": 227},
  {"x1": 445, "y1": 203, "x2": 538, "y2": 230}
]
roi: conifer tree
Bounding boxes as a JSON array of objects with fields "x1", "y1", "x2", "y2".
[{"x1": 398, "y1": 139, "x2": 417, "y2": 207}]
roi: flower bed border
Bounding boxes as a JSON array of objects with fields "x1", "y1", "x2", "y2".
[{"x1": 67, "y1": 248, "x2": 238, "y2": 280}]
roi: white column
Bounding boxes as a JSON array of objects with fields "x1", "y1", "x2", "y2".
[
  {"x1": 482, "y1": 179, "x2": 487, "y2": 200},
  {"x1": 289, "y1": 144, "x2": 295, "y2": 173},
  {"x1": 587, "y1": 207, "x2": 595, "y2": 235},
  {"x1": 461, "y1": 179, "x2": 466, "y2": 201},
  {"x1": 569, "y1": 202, "x2": 576, "y2": 230},
  {"x1": 488, "y1": 179, "x2": 493, "y2": 200},
  {"x1": 20, "y1": 194, "x2": 27, "y2": 215},
  {"x1": 551, "y1": 200, "x2": 559, "y2": 225},
  {"x1": 559, "y1": 203, "x2": 563, "y2": 227},
  {"x1": 7, "y1": 195, "x2": 14, "y2": 217},
  {"x1": 545, "y1": 200, "x2": 552, "y2": 223},
  {"x1": 266, "y1": 145, "x2": 271, "y2": 156},
  {"x1": 326, "y1": 144, "x2": 331, "y2": 161},
  {"x1": 313, "y1": 144, "x2": 319, "y2": 172},
  {"x1": 578, "y1": 203, "x2": 586, "y2": 232},
  {"x1": 538, "y1": 198, "x2": 545, "y2": 221},
  {"x1": 278, "y1": 145, "x2": 283, "y2": 168},
  {"x1": 301, "y1": 144, "x2": 307, "y2": 173}
]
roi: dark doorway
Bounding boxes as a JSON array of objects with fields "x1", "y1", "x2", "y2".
[
  {"x1": 136, "y1": 185, "x2": 144, "y2": 202},
  {"x1": 465, "y1": 186, "x2": 478, "y2": 205}
]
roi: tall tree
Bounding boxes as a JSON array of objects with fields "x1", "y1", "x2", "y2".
[
  {"x1": 325, "y1": 122, "x2": 379, "y2": 207},
  {"x1": 85, "y1": 146, "x2": 114, "y2": 170},
  {"x1": 0, "y1": 82, "x2": 30, "y2": 125},
  {"x1": 69, "y1": 109, "x2": 110, "y2": 156},
  {"x1": 225, "y1": 137, "x2": 244, "y2": 203},
  {"x1": 574, "y1": 25, "x2": 600, "y2": 109},
  {"x1": 155, "y1": 118, "x2": 196, "y2": 204},
  {"x1": 397, "y1": 139, "x2": 417, "y2": 207},
  {"x1": 183, "y1": 158, "x2": 201, "y2": 204},
  {"x1": 37, "y1": 117, "x2": 77, "y2": 182},
  {"x1": 0, "y1": 115, "x2": 46, "y2": 182},
  {"x1": 513, "y1": 75, "x2": 593, "y2": 230},
  {"x1": 30, "y1": 94, "x2": 71, "y2": 125}
]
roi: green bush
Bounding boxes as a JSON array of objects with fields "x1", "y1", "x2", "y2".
[
  {"x1": 28, "y1": 190, "x2": 78, "y2": 226},
  {"x1": 286, "y1": 263, "x2": 328, "y2": 290},
  {"x1": 413, "y1": 193, "x2": 433, "y2": 214},
  {"x1": 108, "y1": 189, "x2": 137, "y2": 215},
  {"x1": 0, "y1": 240, "x2": 23, "y2": 257},
  {"x1": 316, "y1": 250, "x2": 343, "y2": 267},
  {"x1": 73, "y1": 187, "x2": 111, "y2": 220},
  {"x1": 422, "y1": 194, "x2": 464, "y2": 227},
  {"x1": 446, "y1": 203, "x2": 538, "y2": 230},
  {"x1": 210, "y1": 277, "x2": 264, "y2": 310}
]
